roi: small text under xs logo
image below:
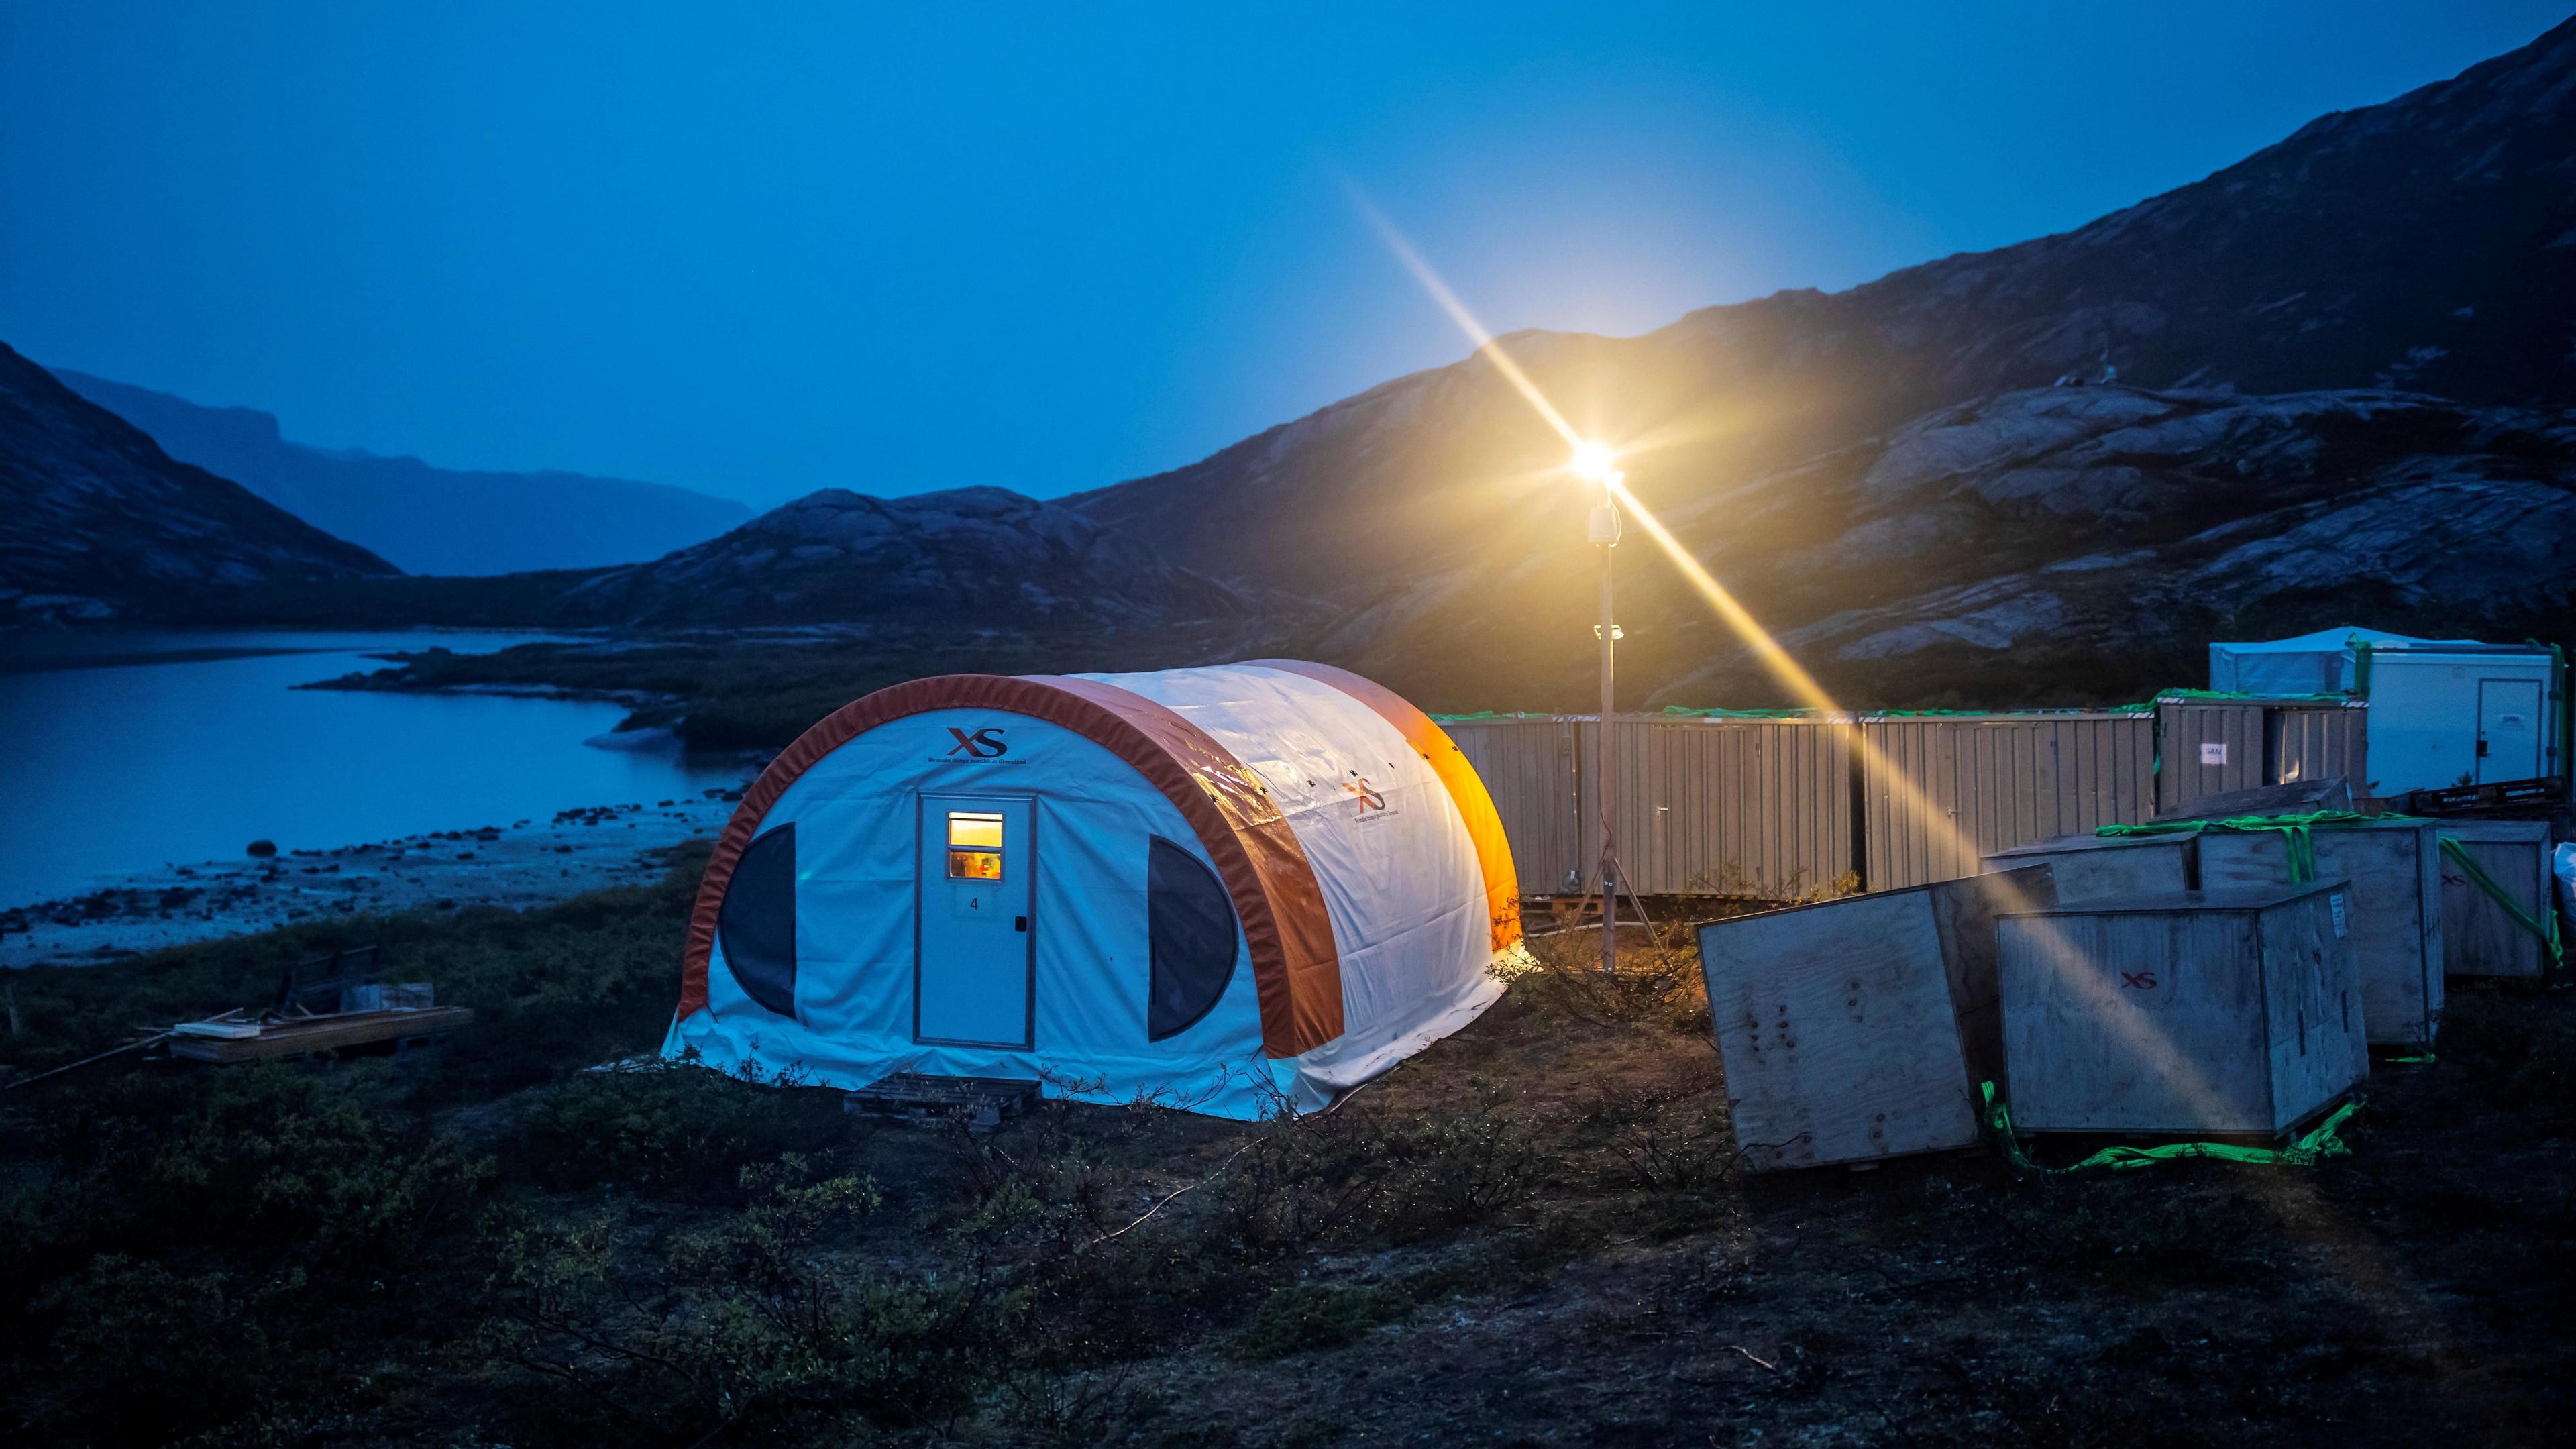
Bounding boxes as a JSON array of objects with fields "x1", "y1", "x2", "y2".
[{"x1": 945, "y1": 727, "x2": 1009, "y2": 759}]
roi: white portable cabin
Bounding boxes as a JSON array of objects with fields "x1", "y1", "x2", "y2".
[
  {"x1": 2366, "y1": 645, "x2": 2561, "y2": 794},
  {"x1": 664, "y1": 662, "x2": 1523, "y2": 1118},
  {"x1": 2206, "y1": 624, "x2": 2564, "y2": 794}
]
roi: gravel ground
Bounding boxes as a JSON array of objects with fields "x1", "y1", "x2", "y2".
[{"x1": 0, "y1": 788, "x2": 745, "y2": 969}]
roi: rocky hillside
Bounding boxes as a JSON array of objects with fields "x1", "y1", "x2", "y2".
[
  {"x1": 0, "y1": 341, "x2": 395, "y2": 624},
  {"x1": 555, "y1": 485, "x2": 1258, "y2": 629},
  {"x1": 52, "y1": 370, "x2": 751, "y2": 576},
  {"x1": 1073, "y1": 18, "x2": 2576, "y2": 706},
  {"x1": 1326, "y1": 384, "x2": 2576, "y2": 710}
]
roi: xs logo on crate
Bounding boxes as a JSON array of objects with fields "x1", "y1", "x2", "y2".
[{"x1": 2118, "y1": 969, "x2": 2159, "y2": 990}]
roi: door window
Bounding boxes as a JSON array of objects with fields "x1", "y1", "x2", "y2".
[{"x1": 947, "y1": 811, "x2": 1004, "y2": 880}]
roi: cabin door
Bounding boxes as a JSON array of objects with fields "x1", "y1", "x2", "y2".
[
  {"x1": 914, "y1": 795, "x2": 1036, "y2": 1049},
  {"x1": 2476, "y1": 679, "x2": 2542, "y2": 783}
]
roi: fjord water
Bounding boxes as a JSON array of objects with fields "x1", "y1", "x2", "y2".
[{"x1": 0, "y1": 631, "x2": 741, "y2": 909}]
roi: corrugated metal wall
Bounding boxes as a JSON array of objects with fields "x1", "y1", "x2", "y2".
[
  {"x1": 1447, "y1": 702, "x2": 2355, "y2": 900},
  {"x1": 1581, "y1": 719, "x2": 1855, "y2": 898},
  {"x1": 1860, "y1": 715, "x2": 2157, "y2": 890},
  {"x1": 1441, "y1": 719, "x2": 1585, "y2": 895},
  {"x1": 2269, "y1": 705, "x2": 2369, "y2": 793},
  {"x1": 2159, "y1": 700, "x2": 2373, "y2": 813},
  {"x1": 2157, "y1": 704, "x2": 2268, "y2": 812}
]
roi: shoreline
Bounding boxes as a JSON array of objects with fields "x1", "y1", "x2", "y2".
[{"x1": 1, "y1": 787, "x2": 747, "y2": 971}]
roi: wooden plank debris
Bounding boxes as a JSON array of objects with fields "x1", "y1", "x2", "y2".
[
  {"x1": 2151, "y1": 777, "x2": 2354, "y2": 824},
  {"x1": 845, "y1": 1073, "x2": 1042, "y2": 1133},
  {"x1": 167, "y1": 1006, "x2": 474, "y2": 1063}
]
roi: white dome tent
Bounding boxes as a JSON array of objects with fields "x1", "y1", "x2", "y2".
[{"x1": 665, "y1": 661, "x2": 1524, "y2": 1118}]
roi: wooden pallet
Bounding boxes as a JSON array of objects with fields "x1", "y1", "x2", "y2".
[
  {"x1": 168, "y1": 1006, "x2": 474, "y2": 1063},
  {"x1": 844, "y1": 1073, "x2": 1041, "y2": 1133},
  {"x1": 2404, "y1": 776, "x2": 2566, "y2": 818}
]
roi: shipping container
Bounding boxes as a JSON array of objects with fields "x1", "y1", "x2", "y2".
[
  {"x1": 2270, "y1": 704, "x2": 2369, "y2": 794},
  {"x1": 2196, "y1": 819, "x2": 2445, "y2": 1049},
  {"x1": 2157, "y1": 702, "x2": 2269, "y2": 811},
  {"x1": 1861, "y1": 714, "x2": 2157, "y2": 890},
  {"x1": 1696, "y1": 865, "x2": 2057, "y2": 1171},
  {"x1": 1996, "y1": 881, "x2": 2368, "y2": 1136},
  {"x1": 1583, "y1": 718, "x2": 1855, "y2": 898}
]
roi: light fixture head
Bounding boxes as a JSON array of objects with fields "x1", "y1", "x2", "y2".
[{"x1": 1570, "y1": 441, "x2": 1617, "y2": 482}]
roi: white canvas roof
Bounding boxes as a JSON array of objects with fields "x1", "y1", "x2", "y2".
[{"x1": 2208, "y1": 624, "x2": 2487, "y2": 695}]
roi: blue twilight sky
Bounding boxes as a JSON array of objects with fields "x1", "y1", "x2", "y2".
[{"x1": 1, "y1": 3, "x2": 2565, "y2": 509}]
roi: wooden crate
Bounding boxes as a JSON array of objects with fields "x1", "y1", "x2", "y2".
[
  {"x1": 1695, "y1": 865, "x2": 2057, "y2": 1172},
  {"x1": 1996, "y1": 882, "x2": 2367, "y2": 1136},
  {"x1": 2196, "y1": 820, "x2": 2444, "y2": 1049},
  {"x1": 2436, "y1": 820, "x2": 2555, "y2": 979},
  {"x1": 1982, "y1": 831, "x2": 2195, "y2": 902}
]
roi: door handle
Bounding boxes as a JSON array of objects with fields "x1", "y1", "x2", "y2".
[{"x1": 1014, "y1": 916, "x2": 1028, "y2": 932}]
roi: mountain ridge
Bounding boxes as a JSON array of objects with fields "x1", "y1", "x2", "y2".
[
  {"x1": 0, "y1": 342, "x2": 397, "y2": 624},
  {"x1": 50, "y1": 369, "x2": 752, "y2": 576},
  {"x1": 1068, "y1": 16, "x2": 2576, "y2": 706}
]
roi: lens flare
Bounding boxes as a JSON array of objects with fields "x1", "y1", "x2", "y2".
[
  {"x1": 1347, "y1": 188, "x2": 2281, "y2": 1142},
  {"x1": 1346, "y1": 186, "x2": 2438, "y2": 1349}
]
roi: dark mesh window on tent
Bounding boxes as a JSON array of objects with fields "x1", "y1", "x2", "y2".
[
  {"x1": 1147, "y1": 835, "x2": 1237, "y2": 1042},
  {"x1": 720, "y1": 824, "x2": 798, "y2": 1018}
]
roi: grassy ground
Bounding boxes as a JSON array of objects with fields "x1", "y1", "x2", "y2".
[{"x1": 3, "y1": 851, "x2": 2571, "y2": 1446}]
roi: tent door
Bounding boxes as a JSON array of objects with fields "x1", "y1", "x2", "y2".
[
  {"x1": 914, "y1": 794, "x2": 1036, "y2": 1049},
  {"x1": 2476, "y1": 679, "x2": 2542, "y2": 783}
]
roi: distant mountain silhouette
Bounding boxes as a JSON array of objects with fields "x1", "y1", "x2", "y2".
[
  {"x1": 51, "y1": 370, "x2": 751, "y2": 576},
  {"x1": 200, "y1": 484, "x2": 1275, "y2": 643},
  {"x1": 1071, "y1": 17, "x2": 2576, "y2": 706},
  {"x1": 557, "y1": 485, "x2": 1256, "y2": 629},
  {"x1": 0, "y1": 342, "x2": 394, "y2": 624}
]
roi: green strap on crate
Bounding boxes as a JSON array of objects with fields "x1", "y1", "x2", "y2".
[
  {"x1": 2102, "y1": 816, "x2": 2564, "y2": 977},
  {"x1": 2097, "y1": 810, "x2": 2405, "y2": 885},
  {"x1": 1980, "y1": 1082, "x2": 2361, "y2": 1173},
  {"x1": 2436, "y1": 835, "x2": 2564, "y2": 977}
]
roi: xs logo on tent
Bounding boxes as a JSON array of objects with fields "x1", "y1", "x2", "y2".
[
  {"x1": 945, "y1": 727, "x2": 1009, "y2": 759},
  {"x1": 1341, "y1": 776, "x2": 1387, "y2": 812}
]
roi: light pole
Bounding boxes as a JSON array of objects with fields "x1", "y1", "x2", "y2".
[{"x1": 1573, "y1": 443, "x2": 1622, "y2": 973}]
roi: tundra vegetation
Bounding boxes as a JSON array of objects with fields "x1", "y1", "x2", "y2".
[{"x1": 1, "y1": 847, "x2": 2569, "y2": 1446}]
